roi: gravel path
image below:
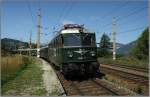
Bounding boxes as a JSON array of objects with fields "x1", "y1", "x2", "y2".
[{"x1": 40, "y1": 58, "x2": 65, "y2": 96}]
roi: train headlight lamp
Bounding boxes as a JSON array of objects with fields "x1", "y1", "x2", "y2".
[
  {"x1": 90, "y1": 51, "x2": 96, "y2": 56},
  {"x1": 67, "y1": 51, "x2": 73, "y2": 58}
]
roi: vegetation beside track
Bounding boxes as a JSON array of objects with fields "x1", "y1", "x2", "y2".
[
  {"x1": 1, "y1": 55, "x2": 29, "y2": 85},
  {"x1": 1, "y1": 56, "x2": 47, "y2": 96},
  {"x1": 98, "y1": 56, "x2": 148, "y2": 70},
  {"x1": 103, "y1": 75, "x2": 148, "y2": 95},
  {"x1": 97, "y1": 28, "x2": 148, "y2": 70}
]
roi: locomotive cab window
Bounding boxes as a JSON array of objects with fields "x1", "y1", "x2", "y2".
[
  {"x1": 63, "y1": 33, "x2": 96, "y2": 46},
  {"x1": 82, "y1": 34, "x2": 95, "y2": 46},
  {"x1": 63, "y1": 34, "x2": 81, "y2": 46}
]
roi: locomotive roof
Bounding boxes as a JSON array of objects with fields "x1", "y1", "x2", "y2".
[
  {"x1": 60, "y1": 28, "x2": 85, "y2": 34},
  {"x1": 59, "y1": 27, "x2": 94, "y2": 34},
  {"x1": 59, "y1": 24, "x2": 93, "y2": 34},
  {"x1": 49, "y1": 24, "x2": 95, "y2": 44}
]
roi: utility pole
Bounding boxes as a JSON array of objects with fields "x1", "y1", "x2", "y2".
[
  {"x1": 37, "y1": 9, "x2": 41, "y2": 57},
  {"x1": 19, "y1": 38, "x2": 22, "y2": 55},
  {"x1": 29, "y1": 32, "x2": 32, "y2": 56},
  {"x1": 112, "y1": 17, "x2": 116, "y2": 60},
  {"x1": 29, "y1": 32, "x2": 32, "y2": 49}
]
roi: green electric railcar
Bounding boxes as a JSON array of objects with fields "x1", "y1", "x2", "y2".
[{"x1": 46, "y1": 24, "x2": 99, "y2": 76}]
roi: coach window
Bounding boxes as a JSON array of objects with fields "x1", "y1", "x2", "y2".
[
  {"x1": 57, "y1": 37, "x2": 59, "y2": 47},
  {"x1": 53, "y1": 40, "x2": 55, "y2": 47},
  {"x1": 58, "y1": 36, "x2": 60, "y2": 47},
  {"x1": 54, "y1": 40, "x2": 55, "y2": 47},
  {"x1": 54, "y1": 39, "x2": 56, "y2": 47},
  {"x1": 61, "y1": 35, "x2": 64, "y2": 47},
  {"x1": 59, "y1": 37, "x2": 60, "y2": 47},
  {"x1": 55, "y1": 39, "x2": 57, "y2": 47},
  {"x1": 53, "y1": 40, "x2": 55, "y2": 48},
  {"x1": 52, "y1": 41, "x2": 54, "y2": 48},
  {"x1": 56, "y1": 38, "x2": 58, "y2": 48}
]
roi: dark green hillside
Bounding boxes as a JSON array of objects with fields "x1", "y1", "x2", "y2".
[{"x1": 130, "y1": 28, "x2": 149, "y2": 60}]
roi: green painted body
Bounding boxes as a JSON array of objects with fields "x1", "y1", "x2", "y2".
[
  {"x1": 48, "y1": 33, "x2": 97, "y2": 68},
  {"x1": 48, "y1": 47, "x2": 97, "y2": 66}
]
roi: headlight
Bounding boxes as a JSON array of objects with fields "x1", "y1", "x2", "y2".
[
  {"x1": 90, "y1": 51, "x2": 96, "y2": 56},
  {"x1": 67, "y1": 51, "x2": 73, "y2": 58}
]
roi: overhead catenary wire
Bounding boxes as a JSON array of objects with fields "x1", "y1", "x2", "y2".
[
  {"x1": 116, "y1": 6, "x2": 148, "y2": 21},
  {"x1": 50, "y1": 1, "x2": 69, "y2": 35},
  {"x1": 99, "y1": 1, "x2": 129, "y2": 22},
  {"x1": 58, "y1": 1, "x2": 75, "y2": 25},
  {"x1": 62, "y1": 1, "x2": 74, "y2": 20},
  {"x1": 108, "y1": 26, "x2": 146, "y2": 35},
  {"x1": 58, "y1": 1, "x2": 68, "y2": 24},
  {"x1": 52, "y1": 1, "x2": 75, "y2": 36},
  {"x1": 101, "y1": 6, "x2": 148, "y2": 29},
  {"x1": 117, "y1": 26, "x2": 146, "y2": 35},
  {"x1": 118, "y1": 12, "x2": 147, "y2": 26},
  {"x1": 38, "y1": 0, "x2": 41, "y2": 10},
  {"x1": 27, "y1": 0, "x2": 35, "y2": 27}
]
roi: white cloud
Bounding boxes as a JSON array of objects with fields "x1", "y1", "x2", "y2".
[
  {"x1": 62, "y1": 20, "x2": 75, "y2": 25},
  {"x1": 90, "y1": 16, "x2": 100, "y2": 21}
]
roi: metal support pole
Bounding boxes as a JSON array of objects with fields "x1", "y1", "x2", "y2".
[
  {"x1": 37, "y1": 9, "x2": 41, "y2": 57},
  {"x1": 112, "y1": 17, "x2": 116, "y2": 60},
  {"x1": 29, "y1": 32, "x2": 32, "y2": 56}
]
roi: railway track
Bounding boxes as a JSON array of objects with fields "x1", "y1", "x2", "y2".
[
  {"x1": 102, "y1": 64, "x2": 148, "y2": 73},
  {"x1": 56, "y1": 72, "x2": 136, "y2": 96},
  {"x1": 100, "y1": 65, "x2": 148, "y2": 85},
  {"x1": 100, "y1": 64, "x2": 149, "y2": 95}
]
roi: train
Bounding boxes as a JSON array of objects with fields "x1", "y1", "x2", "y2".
[{"x1": 40, "y1": 24, "x2": 100, "y2": 77}]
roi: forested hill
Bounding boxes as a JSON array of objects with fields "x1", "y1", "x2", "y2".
[
  {"x1": 1, "y1": 38, "x2": 36, "y2": 51},
  {"x1": 130, "y1": 28, "x2": 149, "y2": 60},
  {"x1": 117, "y1": 28, "x2": 148, "y2": 55}
]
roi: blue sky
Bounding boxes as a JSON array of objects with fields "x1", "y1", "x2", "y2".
[{"x1": 1, "y1": 0, "x2": 148, "y2": 45}]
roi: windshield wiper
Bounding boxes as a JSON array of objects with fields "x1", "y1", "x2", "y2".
[
  {"x1": 82, "y1": 34, "x2": 89, "y2": 40},
  {"x1": 72, "y1": 34, "x2": 80, "y2": 40}
]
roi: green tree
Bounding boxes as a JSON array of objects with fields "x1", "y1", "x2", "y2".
[
  {"x1": 98, "y1": 33, "x2": 111, "y2": 57},
  {"x1": 130, "y1": 28, "x2": 149, "y2": 60}
]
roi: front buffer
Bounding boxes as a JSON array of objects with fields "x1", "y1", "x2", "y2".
[{"x1": 62, "y1": 61, "x2": 99, "y2": 77}]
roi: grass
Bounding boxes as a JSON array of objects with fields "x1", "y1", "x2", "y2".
[
  {"x1": 1, "y1": 57, "x2": 47, "y2": 96},
  {"x1": 98, "y1": 56, "x2": 148, "y2": 69},
  {"x1": 1, "y1": 55, "x2": 29, "y2": 85}
]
